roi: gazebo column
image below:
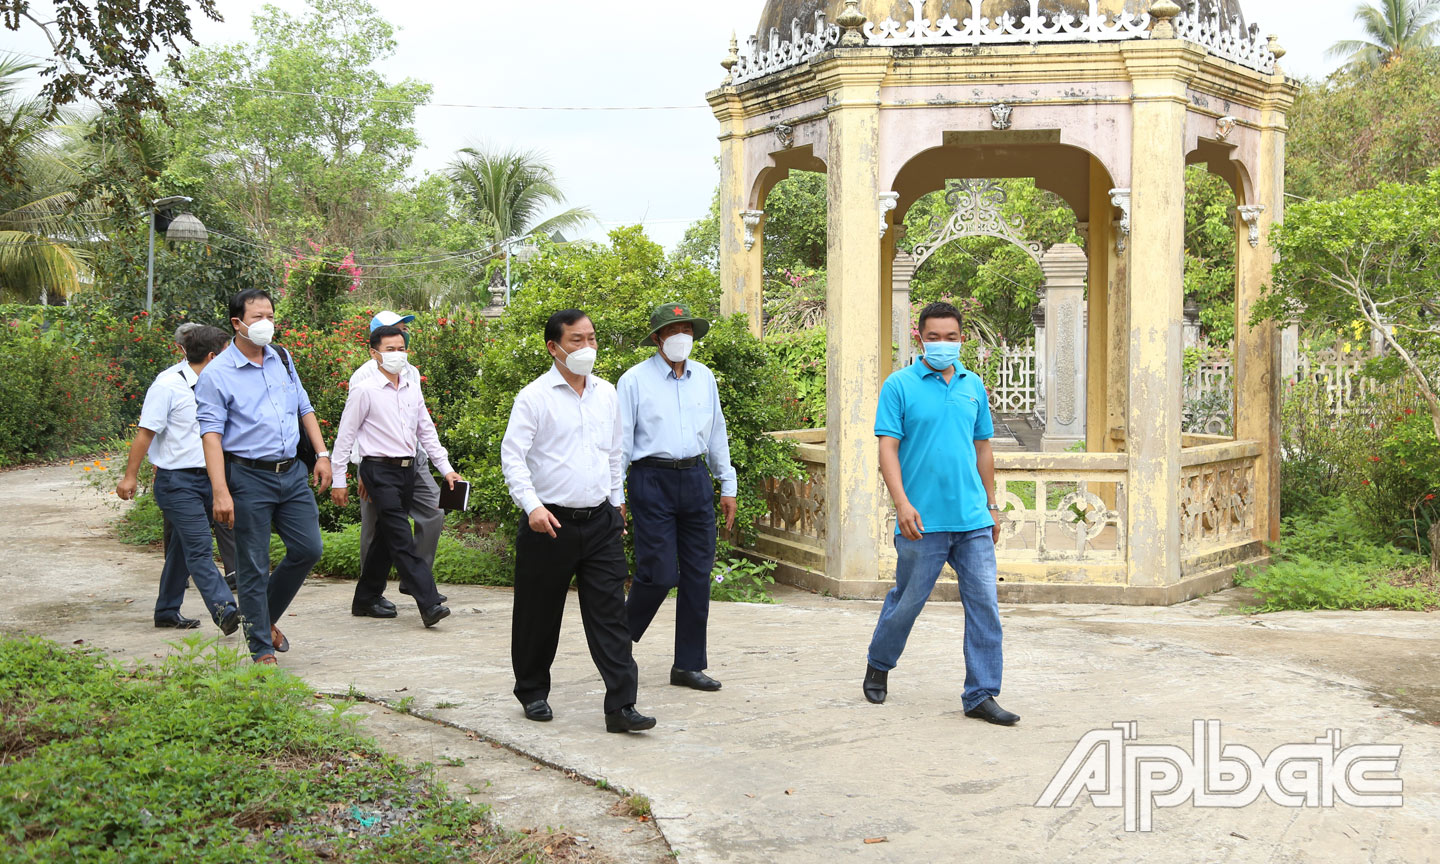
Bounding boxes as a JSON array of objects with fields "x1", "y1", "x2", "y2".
[
  {"x1": 715, "y1": 93, "x2": 764, "y2": 336},
  {"x1": 1235, "y1": 87, "x2": 1293, "y2": 544},
  {"x1": 892, "y1": 250, "x2": 917, "y2": 369},
  {"x1": 1040, "y1": 243, "x2": 1088, "y2": 451},
  {"x1": 818, "y1": 53, "x2": 888, "y2": 585},
  {"x1": 1120, "y1": 40, "x2": 1203, "y2": 587}
]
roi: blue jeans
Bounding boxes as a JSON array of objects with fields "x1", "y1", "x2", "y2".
[
  {"x1": 152, "y1": 468, "x2": 237, "y2": 625},
  {"x1": 866, "y1": 528, "x2": 1003, "y2": 712},
  {"x1": 227, "y1": 461, "x2": 323, "y2": 658}
]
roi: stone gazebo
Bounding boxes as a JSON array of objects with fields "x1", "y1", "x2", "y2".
[{"x1": 707, "y1": 0, "x2": 1297, "y2": 604}]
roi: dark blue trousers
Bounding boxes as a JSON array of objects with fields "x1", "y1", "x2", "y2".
[
  {"x1": 152, "y1": 468, "x2": 238, "y2": 626},
  {"x1": 625, "y1": 463, "x2": 717, "y2": 671},
  {"x1": 227, "y1": 461, "x2": 323, "y2": 658}
]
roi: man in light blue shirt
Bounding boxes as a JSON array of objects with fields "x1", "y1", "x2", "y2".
[
  {"x1": 618, "y1": 302, "x2": 737, "y2": 693},
  {"x1": 195, "y1": 289, "x2": 332, "y2": 663},
  {"x1": 862, "y1": 301, "x2": 1018, "y2": 726}
]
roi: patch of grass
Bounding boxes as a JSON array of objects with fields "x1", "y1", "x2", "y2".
[
  {"x1": 1237, "y1": 499, "x2": 1439, "y2": 612},
  {"x1": 434, "y1": 701, "x2": 462, "y2": 710},
  {"x1": 0, "y1": 636, "x2": 551, "y2": 863},
  {"x1": 394, "y1": 696, "x2": 416, "y2": 715},
  {"x1": 622, "y1": 795, "x2": 651, "y2": 818}
]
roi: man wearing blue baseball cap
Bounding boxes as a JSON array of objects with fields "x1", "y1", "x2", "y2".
[{"x1": 346, "y1": 310, "x2": 446, "y2": 618}]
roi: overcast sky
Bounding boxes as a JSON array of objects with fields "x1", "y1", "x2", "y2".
[{"x1": 4, "y1": 0, "x2": 1359, "y2": 249}]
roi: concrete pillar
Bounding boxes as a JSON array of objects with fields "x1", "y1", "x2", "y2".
[
  {"x1": 1120, "y1": 40, "x2": 1203, "y2": 587},
  {"x1": 714, "y1": 92, "x2": 764, "y2": 336},
  {"x1": 1040, "y1": 242, "x2": 1089, "y2": 450},
  {"x1": 817, "y1": 52, "x2": 888, "y2": 585},
  {"x1": 892, "y1": 250, "x2": 918, "y2": 368},
  {"x1": 1235, "y1": 79, "x2": 1296, "y2": 545},
  {"x1": 1031, "y1": 300, "x2": 1046, "y2": 426}
]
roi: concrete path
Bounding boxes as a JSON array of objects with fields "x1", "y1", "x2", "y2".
[{"x1": 2, "y1": 465, "x2": 1438, "y2": 863}]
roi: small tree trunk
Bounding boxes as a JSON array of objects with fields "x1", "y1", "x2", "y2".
[{"x1": 1430, "y1": 520, "x2": 1440, "y2": 578}]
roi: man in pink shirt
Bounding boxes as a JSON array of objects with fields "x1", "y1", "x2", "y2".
[{"x1": 330, "y1": 325, "x2": 461, "y2": 628}]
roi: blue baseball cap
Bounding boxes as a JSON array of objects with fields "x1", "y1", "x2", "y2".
[{"x1": 369, "y1": 310, "x2": 416, "y2": 331}]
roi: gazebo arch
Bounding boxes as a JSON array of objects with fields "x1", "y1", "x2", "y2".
[{"x1": 709, "y1": 0, "x2": 1297, "y2": 604}]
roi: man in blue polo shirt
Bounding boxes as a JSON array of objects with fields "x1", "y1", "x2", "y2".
[
  {"x1": 862, "y1": 301, "x2": 1019, "y2": 726},
  {"x1": 196, "y1": 288, "x2": 332, "y2": 663}
]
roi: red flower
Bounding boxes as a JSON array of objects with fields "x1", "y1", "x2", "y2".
[
  {"x1": 1369, "y1": 456, "x2": 1381, "y2": 463},
  {"x1": 1361, "y1": 479, "x2": 1371, "y2": 485},
  {"x1": 1426, "y1": 494, "x2": 1436, "y2": 501}
]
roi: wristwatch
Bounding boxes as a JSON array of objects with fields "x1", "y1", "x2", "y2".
[
  {"x1": 316, "y1": 451, "x2": 331, "y2": 460},
  {"x1": 987, "y1": 504, "x2": 1000, "y2": 511}
]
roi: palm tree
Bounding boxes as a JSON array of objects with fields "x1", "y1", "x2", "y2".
[
  {"x1": 1328, "y1": 0, "x2": 1440, "y2": 71},
  {"x1": 0, "y1": 56, "x2": 103, "y2": 303},
  {"x1": 447, "y1": 146, "x2": 594, "y2": 252}
]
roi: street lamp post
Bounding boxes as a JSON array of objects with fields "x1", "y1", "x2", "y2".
[
  {"x1": 146, "y1": 196, "x2": 209, "y2": 321},
  {"x1": 501, "y1": 233, "x2": 541, "y2": 305}
]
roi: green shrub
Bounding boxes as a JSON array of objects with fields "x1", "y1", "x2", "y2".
[
  {"x1": 1354, "y1": 384, "x2": 1440, "y2": 552},
  {"x1": 1237, "y1": 499, "x2": 1437, "y2": 612},
  {"x1": 765, "y1": 327, "x2": 825, "y2": 429},
  {"x1": 1279, "y1": 376, "x2": 1368, "y2": 516},
  {"x1": 446, "y1": 226, "x2": 802, "y2": 545},
  {"x1": 0, "y1": 324, "x2": 128, "y2": 464},
  {"x1": 269, "y1": 523, "x2": 513, "y2": 586},
  {"x1": 711, "y1": 545, "x2": 777, "y2": 603}
]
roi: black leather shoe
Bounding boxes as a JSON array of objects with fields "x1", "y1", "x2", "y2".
[
  {"x1": 352, "y1": 600, "x2": 398, "y2": 619},
  {"x1": 964, "y1": 697, "x2": 1020, "y2": 726},
  {"x1": 399, "y1": 585, "x2": 447, "y2": 603},
  {"x1": 218, "y1": 607, "x2": 240, "y2": 636},
  {"x1": 863, "y1": 664, "x2": 888, "y2": 704},
  {"x1": 155, "y1": 614, "x2": 201, "y2": 630},
  {"x1": 605, "y1": 705, "x2": 656, "y2": 733},
  {"x1": 420, "y1": 604, "x2": 451, "y2": 628},
  {"x1": 670, "y1": 667, "x2": 722, "y2": 691},
  {"x1": 376, "y1": 596, "x2": 397, "y2": 611},
  {"x1": 523, "y1": 699, "x2": 553, "y2": 722}
]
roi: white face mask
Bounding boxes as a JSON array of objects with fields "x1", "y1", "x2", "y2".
[
  {"x1": 662, "y1": 333, "x2": 694, "y2": 363},
  {"x1": 379, "y1": 351, "x2": 408, "y2": 374},
  {"x1": 559, "y1": 345, "x2": 597, "y2": 377},
  {"x1": 241, "y1": 318, "x2": 275, "y2": 347}
]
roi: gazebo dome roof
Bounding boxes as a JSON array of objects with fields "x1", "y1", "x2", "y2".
[{"x1": 733, "y1": 0, "x2": 1272, "y2": 84}]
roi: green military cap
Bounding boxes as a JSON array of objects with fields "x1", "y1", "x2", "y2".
[{"x1": 646, "y1": 302, "x2": 710, "y2": 340}]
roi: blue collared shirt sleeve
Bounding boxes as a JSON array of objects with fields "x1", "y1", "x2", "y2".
[
  {"x1": 875, "y1": 375, "x2": 905, "y2": 440},
  {"x1": 194, "y1": 365, "x2": 227, "y2": 439},
  {"x1": 705, "y1": 372, "x2": 737, "y2": 498},
  {"x1": 972, "y1": 377, "x2": 995, "y2": 440},
  {"x1": 617, "y1": 370, "x2": 638, "y2": 476}
]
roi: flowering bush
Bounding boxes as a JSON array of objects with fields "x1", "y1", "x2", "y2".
[
  {"x1": 1355, "y1": 385, "x2": 1440, "y2": 552},
  {"x1": 278, "y1": 242, "x2": 365, "y2": 327}
]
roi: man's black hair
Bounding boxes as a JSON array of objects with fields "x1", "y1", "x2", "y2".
[
  {"x1": 544, "y1": 309, "x2": 590, "y2": 344},
  {"x1": 369, "y1": 324, "x2": 406, "y2": 350},
  {"x1": 917, "y1": 301, "x2": 964, "y2": 335},
  {"x1": 179, "y1": 325, "x2": 231, "y2": 364},
  {"x1": 229, "y1": 288, "x2": 274, "y2": 326}
]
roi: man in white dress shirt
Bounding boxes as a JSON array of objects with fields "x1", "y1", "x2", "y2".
[
  {"x1": 116, "y1": 325, "x2": 240, "y2": 632},
  {"x1": 618, "y1": 302, "x2": 737, "y2": 692},
  {"x1": 347, "y1": 310, "x2": 447, "y2": 618},
  {"x1": 500, "y1": 309, "x2": 655, "y2": 734}
]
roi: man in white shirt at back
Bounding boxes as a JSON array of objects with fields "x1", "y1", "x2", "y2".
[
  {"x1": 500, "y1": 309, "x2": 655, "y2": 734},
  {"x1": 347, "y1": 310, "x2": 447, "y2": 618},
  {"x1": 116, "y1": 325, "x2": 240, "y2": 633}
]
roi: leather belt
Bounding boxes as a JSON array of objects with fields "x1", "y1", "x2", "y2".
[
  {"x1": 157, "y1": 467, "x2": 208, "y2": 476},
  {"x1": 634, "y1": 456, "x2": 701, "y2": 470},
  {"x1": 363, "y1": 456, "x2": 414, "y2": 468},
  {"x1": 545, "y1": 503, "x2": 611, "y2": 522},
  {"x1": 225, "y1": 453, "x2": 297, "y2": 474}
]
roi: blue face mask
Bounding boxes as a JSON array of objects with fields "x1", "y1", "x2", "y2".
[{"x1": 922, "y1": 341, "x2": 961, "y2": 369}]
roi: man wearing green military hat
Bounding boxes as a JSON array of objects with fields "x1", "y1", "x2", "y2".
[{"x1": 618, "y1": 302, "x2": 736, "y2": 693}]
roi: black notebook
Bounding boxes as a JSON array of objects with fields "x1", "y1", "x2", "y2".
[{"x1": 437, "y1": 479, "x2": 471, "y2": 512}]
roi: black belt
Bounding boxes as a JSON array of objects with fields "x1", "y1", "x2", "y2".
[
  {"x1": 634, "y1": 456, "x2": 701, "y2": 470},
  {"x1": 363, "y1": 456, "x2": 415, "y2": 468},
  {"x1": 157, "y1": 467, "x2": 208, "y2": 476},
  {"x1": 545, "y1": 503, "x2": 611, "y2": 522},
  {"x1": 224, "y1": 453, "x2": 297, "y2": 474}
]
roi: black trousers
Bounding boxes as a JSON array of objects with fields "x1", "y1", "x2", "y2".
[
  {"x1": 625, "y1": 463, "x2": 717, "y2": 671},
  {"x1": 512, "y1": 504, "x2": 638, "y2": 713},
  {"x1": 357, "y1": 460, "x2": 442, "y2": 610}
]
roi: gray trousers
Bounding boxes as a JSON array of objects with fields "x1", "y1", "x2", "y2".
[{"x1": 359, "y1": 458, "x2": 444, "y2": 588}]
